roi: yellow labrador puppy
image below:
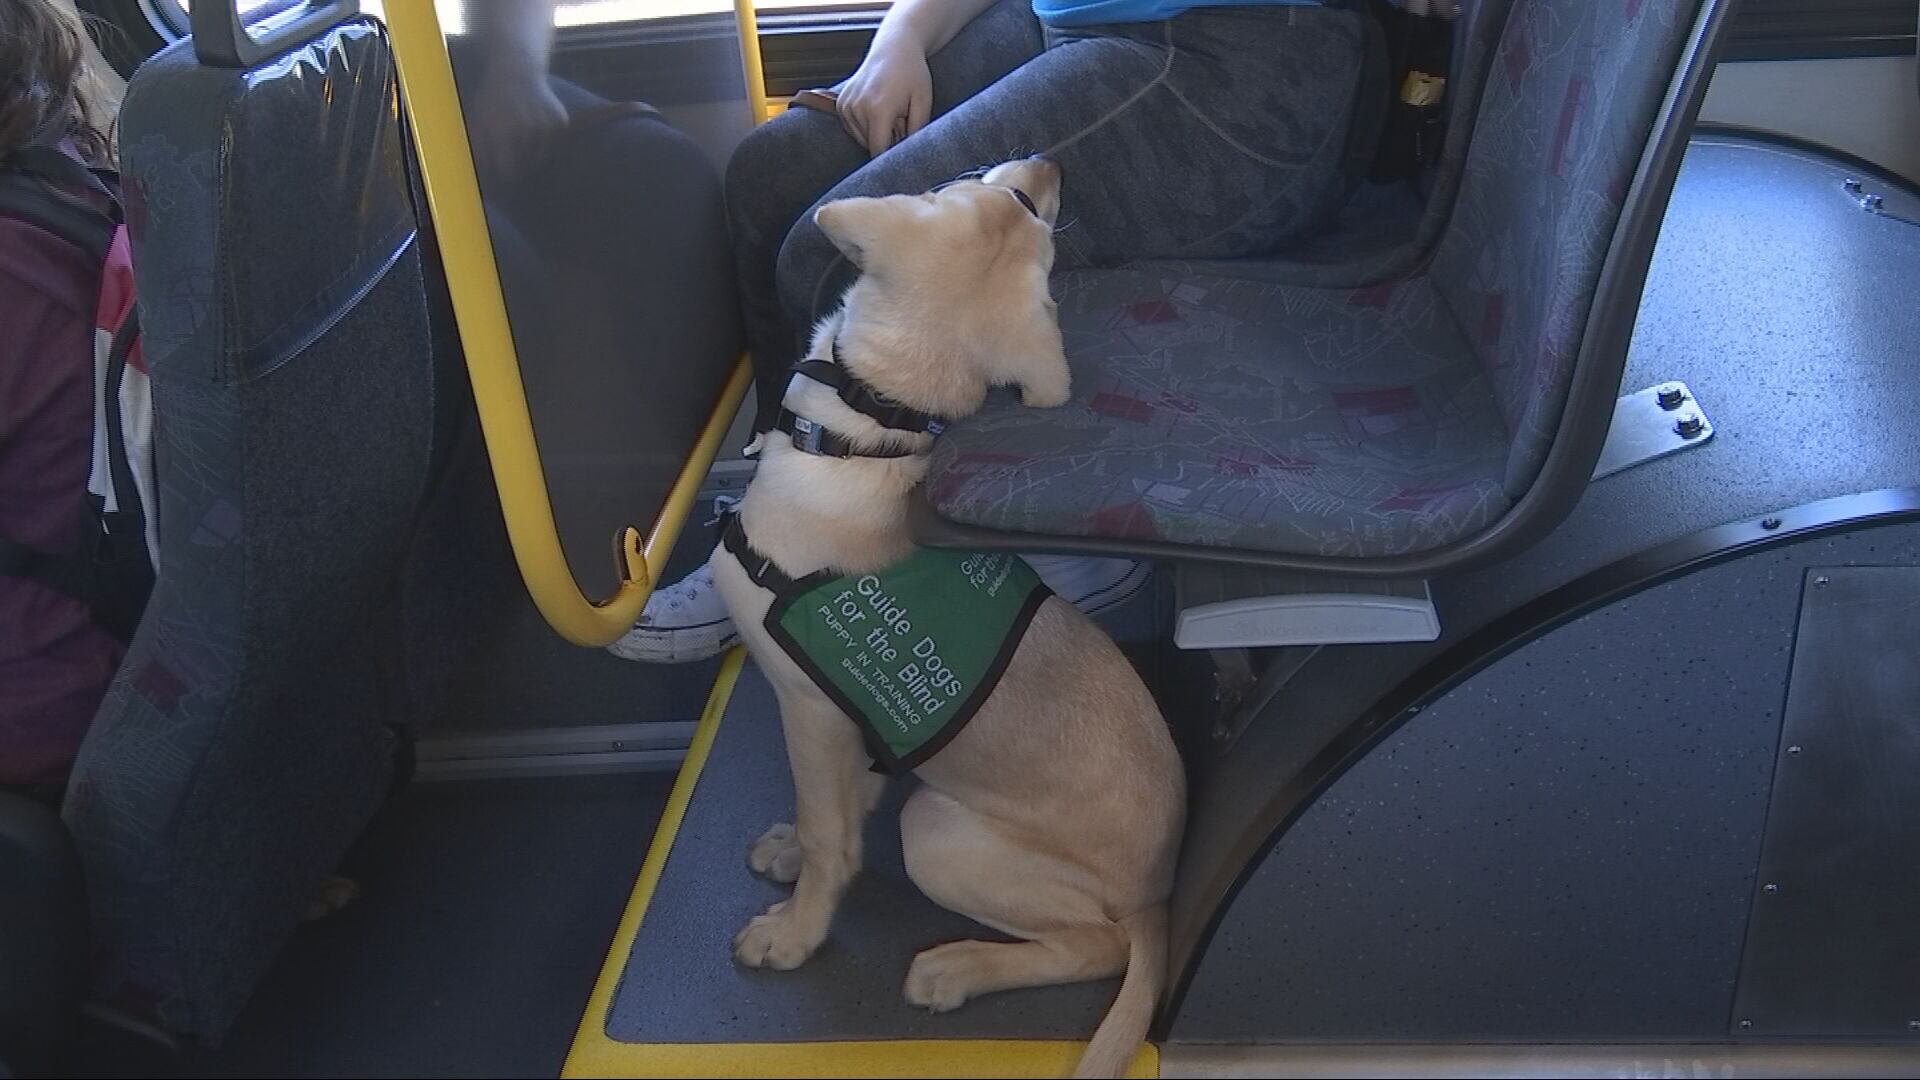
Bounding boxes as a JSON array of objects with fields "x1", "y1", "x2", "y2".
[{"x1": 712, "y1": 157, "x2": 1184, "y2": 1080}]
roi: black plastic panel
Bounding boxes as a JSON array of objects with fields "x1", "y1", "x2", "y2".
[
  {"x1": 1174, "y1": 524, "x2": 1920, "y2": 1041},
  {"x1": 1731, "y1": 566, "x2": 1920, "y2": 1038}
]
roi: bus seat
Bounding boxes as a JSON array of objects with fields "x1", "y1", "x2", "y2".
[
  {"x1": 916, "y1": 0, "x2": 1732, "y2": 575},
  {"x1": 1174, "y1": 0, "x2": 1516, "y2": 291},
  {"x1": 61, "y1": 10, "x2": 436, "y2": 1042}
]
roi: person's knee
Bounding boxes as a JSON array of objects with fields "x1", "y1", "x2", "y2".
[
  {"x1": 773, "y1": 211, "x2": 847, "y2": 330},
  {"x1": 725, "y1": 109, "x2": 856, "y2": 251},
  {"x1": 726, "y1": 113, "x2": 806, "y2": 235},
  {"x1": 724, "y1": 111, "x2": 796, "y2": 192}
]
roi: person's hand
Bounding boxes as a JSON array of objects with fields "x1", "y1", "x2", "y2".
[
  {"x1": 835, "y1": 38, "x2": 933, "y2": 157},
  {"x1": 466, "y1": 61, "x2": 568, "y2": 188}
]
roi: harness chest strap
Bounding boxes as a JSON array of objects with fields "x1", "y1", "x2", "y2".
[
  {"x1": 799, "y1": 348, "x2": 946, "y2": 435},
  {"x1": 768, "y1": 342, "x2": 950, "y2": 461},
  {"x1": 772, "y1": 409, "x2": 922, "y2": 460},
  {"x1": 722, "y1": 512, "x2": 800, "y2": 594}
]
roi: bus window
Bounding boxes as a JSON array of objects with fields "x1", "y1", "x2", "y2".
[{"x1": 422, "y1": 1, "x2": 754, "y2": 606}]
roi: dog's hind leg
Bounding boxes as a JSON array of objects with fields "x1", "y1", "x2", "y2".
[{"x1": 899, "y1": 786, "x2": 1127, "y2": 1012}]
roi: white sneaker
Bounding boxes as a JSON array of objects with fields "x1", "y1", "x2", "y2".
[
  {"x1": 606, "y1": 550, "x2": 1151, "y2": 665},
  {"x1": 1024, "y1": 554, "x2": 1154, "y2": 617},
  {"x1": 606, "y1": 556, "x2": 740, "y2": 664}
]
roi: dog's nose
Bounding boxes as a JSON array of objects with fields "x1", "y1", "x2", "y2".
[{"x1": 1028, "y1": 153, "x2": 1061, "y2": 178}]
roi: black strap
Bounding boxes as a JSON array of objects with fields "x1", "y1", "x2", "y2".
[
  {"x1": 102, "y1": 310, "x2": 147, "y2": 544},
  {"x1": 798, "y1": 349, "x2": 947, "y2": 436},
  {"x1": 0, "y1": 144, "x2": 121, "y2": 258},
  {"x1": 4, "y1": 145, "x2": 119, "y2": 204},
  {"x1": 774, "y1": 408, "x2": 922, "y2": 460},
  {"x1": 722, "y1": 514, "x2": 797, "y2": 595},
  {"x1": 0, "y1": 170, "x2": 117, "y2": 265},
  {"x1": 101, "y1": 308, "x2": 153, "y2": 579},
  {"x1": 0, "y1": 515, "x2": 147, "y2": 643},
  {"x1": 94, "y1": 308, "x2": 154, "y2": 641},
  {"x1": 0, "y1": 535, "x2": 94, "y2": 603}
]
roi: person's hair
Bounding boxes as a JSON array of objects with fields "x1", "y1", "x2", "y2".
[{"x1": 0, "y1": 0, "x2": 114, "y2": 165}]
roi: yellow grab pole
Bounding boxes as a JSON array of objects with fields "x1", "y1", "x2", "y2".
[
  {"x1": 734, "y1": 0, "x2": 771, "y2": 123},
  {"x1": 385, "y1": 2, "x2": 749, "y2": 646}
]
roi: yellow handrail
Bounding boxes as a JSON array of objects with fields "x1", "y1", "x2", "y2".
[
  {"x1": 734, "y1": 0, "x2": 771, "y2": 124},
  {"x1": 384, "y1": 3, "x2": 751, "y2": 647}
]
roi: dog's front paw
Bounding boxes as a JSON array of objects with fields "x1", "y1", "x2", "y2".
[
  {"x1": 1020, "y1": 379, "x2": 1071, "y2": 409},
  {"x1": 733, "y1": 907, "x2": 822, "y2": 971},
  {"x1": 748, "y1": 823, "x2": 803, "y2": 883},
  {"x1": 904, "y1": 941, "x2": 986, "y2": 1013}
]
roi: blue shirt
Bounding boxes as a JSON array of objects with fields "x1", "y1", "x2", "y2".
[{"x1": 1032, "y1": 0, "x2": 1324, "y2": 28}]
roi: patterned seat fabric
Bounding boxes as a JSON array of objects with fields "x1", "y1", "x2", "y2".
[
  {"x1": 928, "y1": 270, "x2": 1512, "y2": 556},
  {"x1": 927, "y1": 0, "x2": 1699, "y2": 557}
]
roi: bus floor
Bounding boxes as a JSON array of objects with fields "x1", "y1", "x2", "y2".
[{"x1": 68, "y1": 772, "x2": 675, "y2": 1079}]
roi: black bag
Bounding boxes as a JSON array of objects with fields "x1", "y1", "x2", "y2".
[{"x1": 1365, "y1": 0, "x2": 1459, "y2": 184}]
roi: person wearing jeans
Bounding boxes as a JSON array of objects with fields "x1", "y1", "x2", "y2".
[{"x1": 613, "y1": 0, "x2": 1376, "y2": 663}]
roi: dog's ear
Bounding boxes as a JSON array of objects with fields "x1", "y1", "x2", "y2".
[{"x1": 814, "y1": 196, "x2": 910, "y2": 270}]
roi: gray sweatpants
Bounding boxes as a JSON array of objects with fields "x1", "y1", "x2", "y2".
[{"x1": 726, "y1": 0, "x2": 1371, "y2": 430}]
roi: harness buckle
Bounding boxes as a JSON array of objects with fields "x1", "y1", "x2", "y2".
[{"x1": 788, "y1": 415, "x2": 828, "y2": 456}]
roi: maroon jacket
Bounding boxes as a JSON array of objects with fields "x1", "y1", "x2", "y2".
[{"x1": 0, "y1": 185, "x2": 126, "y2": 790}]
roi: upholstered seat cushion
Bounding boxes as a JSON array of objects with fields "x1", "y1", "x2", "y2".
[{"x1": 925, "y1": 266, "x2": 1514, "y2": 557}]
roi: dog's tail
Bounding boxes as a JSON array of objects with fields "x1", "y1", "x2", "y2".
[{"x1": 1072, "y1": 905, "x2": 1167, "y2": 1080}]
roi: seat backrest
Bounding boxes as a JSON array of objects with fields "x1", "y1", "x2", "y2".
[
  {"x1": 1428, "y1": 0, "x2": 1718, "y2": 496},
  {"x1": 1165, "y1": 0, "x2": 1519, "y2": 288},
  {"x1": 61, "y1": 12, "x2": 437, "y2": 1041}
]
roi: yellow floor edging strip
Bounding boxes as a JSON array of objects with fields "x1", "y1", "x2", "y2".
[
  {"x1": 561, "y1": 650, "x2": 1156, "y2": 1079},
  {"x1": 568, "y1": 1039, "x2": 1155, "y2": 1079},
  {"x1": 564, "y1": 647, "x2": 746, "y2": 1078}
]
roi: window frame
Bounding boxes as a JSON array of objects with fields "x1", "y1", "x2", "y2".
[
  {"x1": 89, "y1": 0, "x2": 1920, "y2": 93},
  {"x1": 1722, "y1": 0, "x2": 1919, "y2": 62},
  {"x1": 757, "y1": 5, "x2": 883, "y2": 98}
]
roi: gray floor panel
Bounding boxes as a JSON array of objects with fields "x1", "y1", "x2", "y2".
[{"x1": 602, "y1": 662, "x2": 1120, "y2": 1045}]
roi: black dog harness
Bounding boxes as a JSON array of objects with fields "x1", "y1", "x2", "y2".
[{"x1": 771, "y1": 340, "x2": 948, "y2": 460}]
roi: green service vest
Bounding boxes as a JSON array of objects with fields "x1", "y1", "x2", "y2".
[{"x1": 764, "y1": 548, "x2": 1050, "y2": 773}]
